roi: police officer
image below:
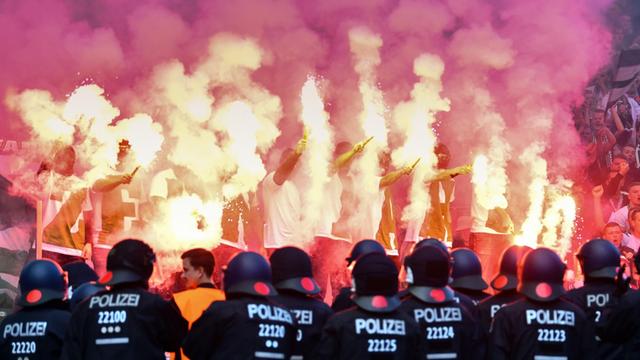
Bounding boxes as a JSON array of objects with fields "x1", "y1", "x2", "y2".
[
  {"x1": 312, "y1": 252, "x2": 424, "y2": 360},
  {"x1": 596, "y1": 255, "x2": 640, "y2": 358},
  {"x1": 489, "y1": 247, "x2": 597, "y2": 360},
  {"x1": 183, "y1": 251, "x2": 297, "y2": 359},
  {"x1": 564, "y1": 238, "x2": 623, "y2": 359},
  {"x1": 477, "y1": 245, "x2": 531, "y2": 333},
  {"x1": 450, "y1": 248, "x2": 491, "y2": 304},
  {"x1": 68, "y1": 282, "x2": 105, "y2": 310},
  {"x1": 62, "y1": 239, "x2": 188, "y2": 359},
  {"x1": 270, "y1": 247, "x2": 333, "y2": 359},
  {"x1": 400, "y1": 245, "x2": 479, "y2": 359},
  {"x1": 331, "y1": 239, "x2": 386, "y2": 312},
  {"x1": 405, "y1": 238, "x2": 478, "y2": 318},
  {"x1": 0, "y1": 259, "x2": 70, "y2": 360}
]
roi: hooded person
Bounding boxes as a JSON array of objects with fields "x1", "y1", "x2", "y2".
[
  {"x1": 450, "y1": 248, "x2": 491, "y2": 304},
  {"x1": 183, "y1": 251, "x2": 297, "y2": 360},
  {"x1": 399, "y1": 245, "x2": 480, "y2": 359},
  {"x1": 270, "y1": 247, "x2": 333, "y2": 359},
  {"x1": 0, "y1": 259, "x2": 70, "y2": 359},
  {"x1": 478, "y1": 245, "x2": 532, "y2": 333},
  {"x1": 489, "y1": 248, "x2": 597, "y2": 360},
  {"x1": 564, "y1": 239, "x2": 623, "y2": 360},
  {"x1": 331, "y1": 239, "x2": 386, "y2": 312},
  {"x1": 61, "y1": 239, "x2": 188, "y2": 360},
  {"x1": 312, "y1": 252, "x2": 424, "y2": 360}
]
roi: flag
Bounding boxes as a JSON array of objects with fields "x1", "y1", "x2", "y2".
[{"x1": 607, "y1": 49, "x2": 640, "y2": 108}]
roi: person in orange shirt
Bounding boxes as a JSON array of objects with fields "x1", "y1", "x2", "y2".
[{"x1": 172, "y1": 248, "x2": 225, "y2": 359}]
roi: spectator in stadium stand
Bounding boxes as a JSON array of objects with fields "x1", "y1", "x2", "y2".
[
  {"x1": 604, "y1": 155, "x2": 639, "y2": 205},
  {"x1": 410, "y1": 143, "x2": 472, "y2": 246},
  {"x1": 622, "y1": 207, "x2": 640, "y2": 252},
  {"x1": 621, "y1": 144, "x2": 638, "y2": 168},
  {"x1": 36, "y1": 145, "x2": 93, "y2": 266},
  {"x1": 594, "y1": 182, "x2": 640, "y2": 233},
  {"x1": 88, "y1": 139, "x2": 147, "y2": 276},
  {"x1": 601, "y1": 222, "x2": 624, "y2": 248},
  {"x1": 171, "y1": 248, "x2": 225, "y2": 360}
]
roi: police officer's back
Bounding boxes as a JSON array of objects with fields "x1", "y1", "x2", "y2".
[
  {"x1": 450, "y1": 248, "x2": 491, "y2": 304},
  {"x1": 478, "y1": 245, "x2": 531, "y2": 333},
  {"x1": 400, "y1": 245, "x2": 479, "y2": 359},
  {"x1": 270, "y1": 247, "x2": 332, "y2": 358},
  {"x1": 402, "y1": 238, "x2": 479, "y2": 320},
  {"x1": 61, "y1": 239, "x2": 188, "y2": 360},
  {"x1": 331, "y1": 239, "x2": 386, "y2": 312},
  {"x1": 313, "y1": 252, "x2": 424, "y2": 360},
  {"x1": 489, "y1": 247, "x2": 597, "y2": 360},
  {"x1": 564, "y1": 238, "x2": 623, "y2": 359},
  {"x1": 1, "y1": 259, "x2": 70, "y2": 360},
  {"x1": 183, "y1": 251, "x2": 297, "y2": 360}
]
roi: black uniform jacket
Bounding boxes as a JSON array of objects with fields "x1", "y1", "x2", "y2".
[
  {"x1": 183, "y1": 295, "x2": 298, "y2": 360},
  {"x1": 1, "y1": 301, "x2": 70, "y2": 360},
  {"x1": 489, "y1": 297, "x2": 596, "y2": 360},
  {"x1": 311, "y1": 306, "x2": 424, "y2": 360},
  {"x1": 62, "y1": 284, "x2": 188, "y2": 360}
]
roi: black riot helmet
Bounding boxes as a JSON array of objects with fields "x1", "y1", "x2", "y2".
[
  {"x1": 405, "y1": 246, "x2": 455, "y2": 304},
  {"x1": 491, "y1": 245, "x2": 533, "y2": 292},
  {"x1": 518, "y1": 248, "x2": 566, "y2": 302},
  {"x1": 352, "y1": 253, "x2": 400, "y2": 313},
  {"x1": 17, "y1": 259, "x2": 67, "y2": 307},
  {"x1": 223, "y1": 252, "x2": 276, "y2": 297},
  {"x1": 346, "y1": 239, "x2": 386, "y2": 266},
  {"x1": 450, "y1": 248, "x2": 488, "y2": 291},
  {"x1": 270, "y1": 247, "x2": 320, "y2": 295},
  {"x1": 69, "y1": 282, "x2": 106, "y2": 310},
  {"x1": 413, "y1": 237, "x2": 449, "y2": 256},
  {"x1": 99, "y1": 239, "x2": 156, "y2": 287},
  {"x1": 576, "y1": 238, "x2": 620, "y2": 279}
]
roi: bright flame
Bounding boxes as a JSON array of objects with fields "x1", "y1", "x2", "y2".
[
  {"x1": 216, "y1": 101, "x2": 267, "y2": 199},
  {"x1": 514, "y1": 142, "x2": 548, "y2": 248},
  {"x1": 112, "y1": 114, "x2": 164, "y2": 167},
  {"x1": 299, "y1": 76, "x2": 333, "y2": 230},
  {"x1": 348, "y1": 26, "x2": 388, "y2": 239},
  {"x1": 392, "y1": 54, "x2": 450, "y2": 227},
  {"x1": 472, "y1": 153, "x2": 508, "y2": 210},
  {"x1": 156, "y1": 194, "x2": 224, "y2": 251},
  {"x1": 541, "y1": 179, "x2": 576, "y2": 259}
]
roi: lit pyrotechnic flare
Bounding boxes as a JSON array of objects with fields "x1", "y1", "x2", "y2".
[
  {"x1": 472, "y1": 153, "x2": 508, "y2": 210},
  {"x1": 541, "y1": 179, "x2": 576, "y2": 259},
  {"x1": 214, "y1": 101, "x2": 267, "y2": 200},
  {"x1": 156, "y1": 194, "x2": 224, "y2": 252},
  {"x1": 298, "y1": 76, "x2": 334, "y2": 230},
  {"x1": 514, "y1": 142, "x2": 549, "y2": 248},
  {"x1": 392, "y1": 54, "x2": 450, "y2": 229},
  {"x1": 348, "y1": 26, "x2": 389, "y2": 238}
]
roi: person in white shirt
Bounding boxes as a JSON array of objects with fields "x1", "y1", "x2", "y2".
[
  {"x1": 608, "y1": 182, "x2": 640, "y2": 232},
  {"x1": 622, "y1": 206, "x2": 640, "y2": 252}
]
